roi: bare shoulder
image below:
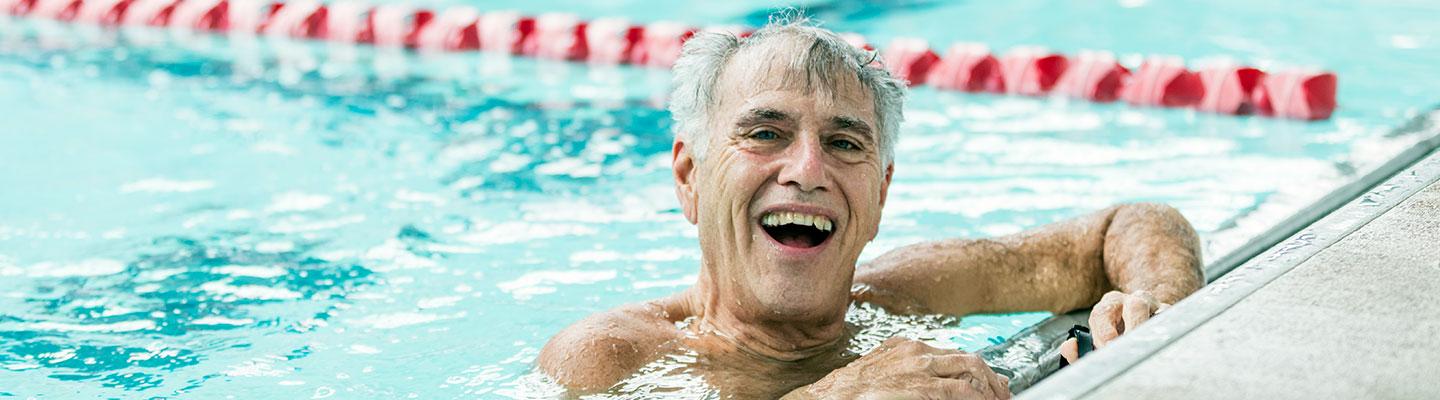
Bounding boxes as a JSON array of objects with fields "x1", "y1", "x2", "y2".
[{"x1": 537, "y1": 295, "x2": 689, "y2": 393}]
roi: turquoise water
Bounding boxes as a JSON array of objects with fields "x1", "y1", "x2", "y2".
[{"x1": 1, "y1": 0, "x2": 1437, "y2": 398}]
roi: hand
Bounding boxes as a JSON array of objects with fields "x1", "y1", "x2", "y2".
[
  {"x1": 787, "y1": 337, "x2": 1010, "y2": 400},
  {"x1": 1060, "y1": 290, "x2": 1169, "y2": 364}
]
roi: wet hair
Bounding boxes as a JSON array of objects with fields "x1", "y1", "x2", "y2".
[{"x1": 667, "y1": 12, "x2": 907, "y2": 165}]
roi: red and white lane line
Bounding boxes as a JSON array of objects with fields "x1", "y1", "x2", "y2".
[
  {"x1": 1052, "y1": 50, "x2": 1126, "y2": 103},
  {"x1": 2, "y1": 0, "x2": 1338, "y2": 120}
]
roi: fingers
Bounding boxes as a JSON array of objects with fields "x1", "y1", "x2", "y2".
[
  {"x1": 1091, "y1": 291, "x2": 1164, "y2": 350},
  {"x1": 930, "y1": 373, "x2": 1010, "y2": 400},
  {"x1": 1089, "y1": 291, "x2": 1125, "y2": 347},
  {"x1": 1121, "y1": 292, "x2": 1157, "y2": 330},
  {"x1": 962, "y1": 355, "x2": 1009, "y2": 399},
  {"x1": 933, "y1": 378, "x2": 981, "y2": 399},
  {"x1": 924, "y1": 354, "x2": 1010, "y2": 399},
  {"x1": 923, "y1": 353, "x2": 979, "y2": 377},
  {"x1": 989, "y1": 371, "x2": 1012, "y2": 399},
  {"x1": 877, "y1": 336, "x2": 920, "y2": 354},
  {"x1": 932, "y1": 376, "x2": 992, "y2": 400},
  {"x1": 876, "y1": 339, "x2": 1012, "y2": 399},
  {"x1": 841, "y1": 339, "x2": 1016, "y2": 400}
]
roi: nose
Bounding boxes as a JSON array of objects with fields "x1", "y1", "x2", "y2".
[{"x1": 776, "y1": 134, "x2": 829, "y2": 192}]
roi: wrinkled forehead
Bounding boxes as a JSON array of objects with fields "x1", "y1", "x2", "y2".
[{"x1": 712, "y1": 35, "x2": 875, "y2": 116}]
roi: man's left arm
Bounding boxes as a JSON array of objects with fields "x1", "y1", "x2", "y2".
[{"x1": 853, "y1": 203, "x2": 1204, "y2": 345}]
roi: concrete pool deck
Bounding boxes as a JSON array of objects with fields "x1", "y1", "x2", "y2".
[
  {"x1": 1084, "y1": 161, "x2": 1440, "y2": 398},
  {"x1": 1018, "y1": 108, "x2": 1440, "y2": 399}
]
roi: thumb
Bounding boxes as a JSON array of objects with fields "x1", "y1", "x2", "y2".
[{"x1": 1060, "y1": 338, "x2": 1079, "y2": 365}]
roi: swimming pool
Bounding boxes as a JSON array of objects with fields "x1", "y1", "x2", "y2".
[{"x1": 2, "y1": 0, "x2": 1437, "y2": 398}]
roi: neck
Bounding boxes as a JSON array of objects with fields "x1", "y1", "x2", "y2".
[{"x1": 682, "y1": 264, "x2": 853, "y2": 362}]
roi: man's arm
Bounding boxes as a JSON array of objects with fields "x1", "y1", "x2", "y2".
[
  {"x1": 853, "y1": 203, "x2": 1203, "y2": 318},
  {"x1": 537, "y1": 299, "x2": 683, "y2": 393}
]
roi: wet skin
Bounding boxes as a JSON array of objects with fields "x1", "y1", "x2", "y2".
[{"x1": 538, "y1": 38, "x2": 1204, "y2": 399}]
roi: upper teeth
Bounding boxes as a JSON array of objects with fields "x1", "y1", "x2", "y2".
[{"x1": 761, "y1": 211, "x2": 833, "y2": 232}]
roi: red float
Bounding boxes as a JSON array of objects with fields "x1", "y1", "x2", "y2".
[
  {"x1": 629, "y1": 21, "x2": 694, "y2": 68},
  {"x1": 1, "y1": 0, "x2": 37, "y2": 16},
  {"x1": 882, "y1": 38, "x2": 940, "y2": 86},
  {"x1": 522, "y1": 13, "x2": 588, "y2": 60},
  {"x1": 1195, "y1": 64, "x2": 1265, "y2": 115},
  {"x1": 72, "y1": 0, "x2": 131, "y2": 25},
  {"x1": 167, "y1": 0, "x2": 227, "y2": 31},
  {"x1": 224, "y1": 0, "x2": 279, "y2": 35},
  {"x1": 320, "y1": 0, "x2": 366, "y2": 42},
  {"x1": 1252, "y1": 70, "x2": 1337, "y2": 120},
  {"x1": 28, "y1": 0, "x2": 81, "y2": 20},
  {"x1": 997, "y1": 47, "x2": 1069, "y2": 96},
  {"x1": 358, "y1": 5, "x2": 431, "y2": 47},
  {"x1": 1120, "y1": 56, "x2": 1204, "y2": 107},
  {"x1": 1053, "y1": 51, "x2": 1128, "y2": 102},
  {"x1": 119, "y1": 0, "x2": 179, "y2": 27},
  {"x1": 260, "y1": 0, "x2": 326, "y2": 39},
  {"x1": 927, "y1": 42, "x2": 999, "y2": 93},
  {"x1": 414, "y1": 6, "x2": 479, "y2": 51},
  {"x1": 584, "y1": 17, "x2": 642, "y2": 65},
  {"x1": 477, "y1": 11, "x2": 534, "y2": 54}
]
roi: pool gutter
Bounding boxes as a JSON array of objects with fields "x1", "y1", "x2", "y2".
[{"x1": 985, "y1": 106, "x2": 1440, "y2": 395}]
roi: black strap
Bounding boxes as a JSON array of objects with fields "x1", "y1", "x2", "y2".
[{"x1": 1058, "y1": 325, "x2": 1094, "y2": 368}]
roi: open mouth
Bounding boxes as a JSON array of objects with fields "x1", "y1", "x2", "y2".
[{"x1": 759, "y1": 211, "x2": 834, "y2": 249}]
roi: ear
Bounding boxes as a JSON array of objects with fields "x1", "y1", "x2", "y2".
[
  {"x1": 878, "y1": 162, "x2": 894, "y2": 208},
  {"x1": 673, "y1": 138, "x2": 700, "y2": 225},
  {"x1": 865, "y1": 162, "x2": 894, "y2": 243}
]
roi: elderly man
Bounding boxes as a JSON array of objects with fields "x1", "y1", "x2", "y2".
[{"x1": 538, "y1": 18, "x2": 1203, "y2": 399}]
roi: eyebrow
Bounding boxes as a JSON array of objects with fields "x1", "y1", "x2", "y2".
[
  {"x1": 735, "y1": 107, "x2": 794, "y2": 128},
  {"x1": 829, "y1": 115, "x2": 875, "y2": 142}
]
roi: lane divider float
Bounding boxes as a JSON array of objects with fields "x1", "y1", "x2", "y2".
[{"x1": 2, "y1": 0, "x2": 1338, "y2": 120}]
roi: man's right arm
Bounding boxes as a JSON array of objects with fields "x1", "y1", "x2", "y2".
[
  {"x1": 853, "y1": 203, "x2": 1202, "y2": 323},
  {"x1": 537, "y1": 301, "x2": 681, "y2": 393}
]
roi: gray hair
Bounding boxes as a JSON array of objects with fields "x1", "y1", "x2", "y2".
[{"x1": 667, "y1": 14, "x2": 907, "y2": 166}]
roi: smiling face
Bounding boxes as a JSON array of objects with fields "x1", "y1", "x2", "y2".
[{"x1": 673, "y1": 37, "x2": 894, "y2": 323}]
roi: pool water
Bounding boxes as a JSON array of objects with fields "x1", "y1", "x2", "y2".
[{"x1": 1, "y1": 0, "x2": 1437, "y2": 398}]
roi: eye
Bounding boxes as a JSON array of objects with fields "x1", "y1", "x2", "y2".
[
  {"x1": 751, "y1": 129, "x2": 779, "y2": 141},
  {"x1": 829, "y1": 138, "x2": 860, "y2": 151}
]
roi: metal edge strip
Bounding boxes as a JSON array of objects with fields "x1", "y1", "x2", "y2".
[{"x1": 984, "y1": 107, "x2": 1440, "y2": 396}]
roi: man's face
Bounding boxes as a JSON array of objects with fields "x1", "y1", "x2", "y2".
[{"x1": 674, "y1": 39, "x2": 893, "y2": 320}]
